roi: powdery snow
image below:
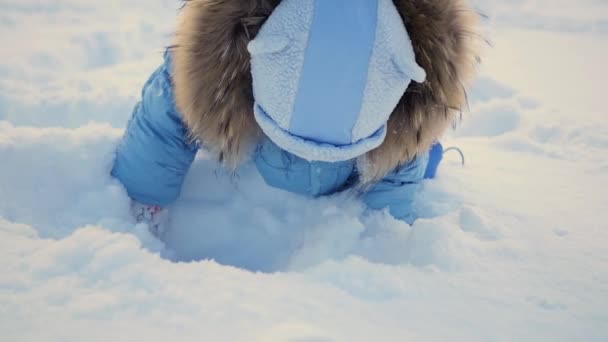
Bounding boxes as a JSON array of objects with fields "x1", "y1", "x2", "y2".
[{"x1": 1, "y1": 1, "x2": 607, "y2": 341}]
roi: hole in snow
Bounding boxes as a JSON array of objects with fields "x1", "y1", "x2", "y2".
[
  {"x1": 145, "y1": 157, "x2": 490, "y2": 274},
  {"x1": 158, "y1": 158, "x2": 372, "y2": 272}
]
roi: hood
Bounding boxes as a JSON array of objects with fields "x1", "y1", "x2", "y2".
[
  {"x1": 172, "y1": 0, "x2": 481, "y2": 181},
  {"x1": 248, "y1": 0, "x2": 427, "y2": 163}
]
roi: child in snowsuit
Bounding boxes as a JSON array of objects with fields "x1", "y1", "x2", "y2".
[{"x1": 112, "y1": 0, "x2": 480, "y2": 233}]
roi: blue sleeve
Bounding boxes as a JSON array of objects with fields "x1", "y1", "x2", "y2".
[
  {"x1": 362, "y1": 153, "x2": 429, "y2": 224},
  {"x1": 111, "y1": 52, "x2": 198, "y2": 206}
]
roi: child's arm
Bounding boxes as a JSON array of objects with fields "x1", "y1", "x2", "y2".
[
  {"x1": 111, "y1": 51, "x2": 199, "y2": 207},
  {"x1": 362, "y1": 153, "x2": 429, "y2": 224}
]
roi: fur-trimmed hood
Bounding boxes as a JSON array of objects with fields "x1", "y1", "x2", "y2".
[{"x1": 172, "y1": 0, "x2": 481, "y2": 182}]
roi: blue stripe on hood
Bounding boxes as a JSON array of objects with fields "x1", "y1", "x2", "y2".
[{"x1": 288, "y1": 0, "x2": 378, "y2": 146}]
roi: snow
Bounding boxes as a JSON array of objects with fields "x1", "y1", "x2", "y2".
[{"x1": 1, "y1": 0, "x2": 607, "y2": 341}]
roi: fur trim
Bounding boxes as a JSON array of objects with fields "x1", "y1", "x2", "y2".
[
  {"x1": 173, "y1": 0, "x2": 278, "y2": 168},
  {"x1": 360, "y1": 0, "x2": 481, "y2": 181},
  {"x1": 172, "y1": 0, "x2": 481, "y2": 180}
]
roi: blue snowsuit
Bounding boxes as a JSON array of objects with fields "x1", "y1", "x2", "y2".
[
  {"x1": 112, "y1": 0, "x2": 447, "y2": 224},
  {"x1": 112, "y1": 53, "x2": 438, "y2": 224}
]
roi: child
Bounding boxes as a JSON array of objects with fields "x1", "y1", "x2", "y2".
[{"x1": 111, "y1": 0, "x2": 480, "y2": 234}]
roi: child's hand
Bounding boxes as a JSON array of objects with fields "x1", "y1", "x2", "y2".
[{"x1": 131, "y1": 201, "x2": 169, "y2": 237}]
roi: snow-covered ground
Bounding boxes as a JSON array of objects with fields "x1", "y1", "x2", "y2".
[{"x1": 1, "y1": 1, "x2": 607, "y2": 341}]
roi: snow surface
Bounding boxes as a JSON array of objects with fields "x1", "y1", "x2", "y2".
[{"x1": 1, "y1": 1, "x2": 607, "y2": 341}]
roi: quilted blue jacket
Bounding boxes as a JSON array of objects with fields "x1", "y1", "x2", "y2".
[{"x1": 112, "y1": 53, "x2": 437, "y2": 224}]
